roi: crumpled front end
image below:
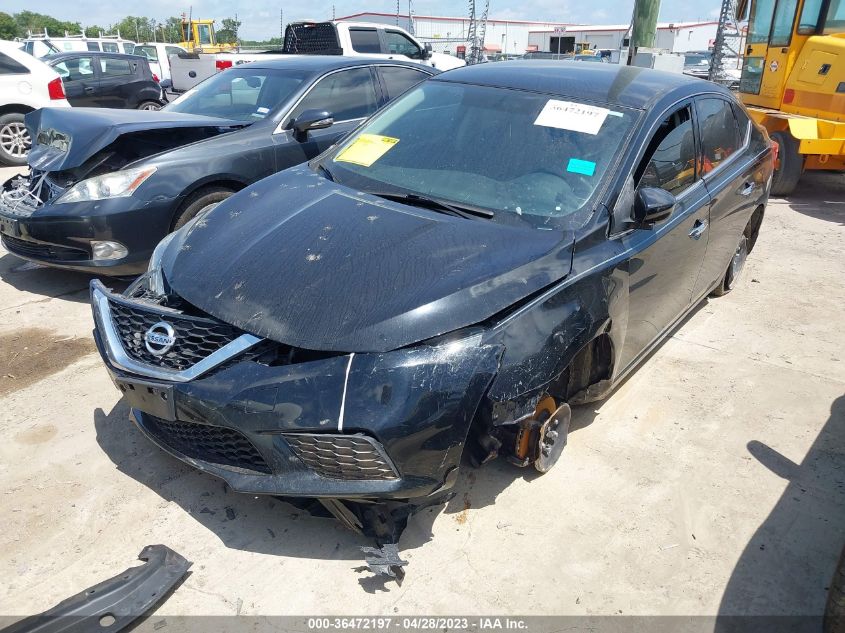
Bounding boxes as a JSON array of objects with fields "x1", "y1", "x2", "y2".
[{"x1": 90, "y1": 279, "x2": 502, "y2": 500}]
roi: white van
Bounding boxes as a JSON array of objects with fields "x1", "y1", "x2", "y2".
[{"x1": 22, "y1": 35, "x2": 136, "y2": 59}]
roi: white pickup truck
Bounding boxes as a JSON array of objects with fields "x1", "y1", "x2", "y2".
[{"x1": 170, "y1": 20, "x2": 463, "y2": 92}]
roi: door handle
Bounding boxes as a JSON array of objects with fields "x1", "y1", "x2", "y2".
[
  {"x1": 689, "y1": 219, "x2": 708, "y2": 240},
  {"x1": 84, "y1": 86, "x2": 95, "y2": 93},
  {"x1": 740, "y1": 181, "x2": 755, "y2": 196}
]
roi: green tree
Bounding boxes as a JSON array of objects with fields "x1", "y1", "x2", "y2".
[
  {"x1": 84, "y1": 25, "x2": 105, "y2": 38},
  {"x1": 217, "y1": 16, "x2": 241, "y2": 43},
  {"x1": 0, "y1": 12, "x2": 17, "y2": 39},
  {"x1": 14, "y1": 11, "x2": 81, "y2": 37}
]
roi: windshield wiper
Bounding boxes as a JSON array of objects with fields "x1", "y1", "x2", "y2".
[
  {"x1": 367, "y1": 192, "x2": 494, "y2": 219},
  {"x1": 316, "y1": 163, "x2": 335, "y2": 182}
]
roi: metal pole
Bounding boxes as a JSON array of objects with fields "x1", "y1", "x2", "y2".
[{"x1": 628, "y1": 0, "x2": 660, "y2": 64}]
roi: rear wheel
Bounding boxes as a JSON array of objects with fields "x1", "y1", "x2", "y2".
[
  {"x1": 0, "y1": 113, "x2": 30, "y2": 166},
  {"x1": 770, "y1": 130, "x2": 803, "y2": 196},
  {"x1": 711, "y1": 235, "x2": 749, "y2": 297},
  {"x1": 137, "y1": 101, "x2": 163, "y2": 111},
  {"x1": 173, "y1": 187, "x2": 234, "y2": 230}
]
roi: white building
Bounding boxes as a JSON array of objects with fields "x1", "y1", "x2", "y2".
[
  {"x1": 338, "y1": 12, "x2": 720, "y2": 56},
  {"x1": 527, "y1": 21, "x2": 720, "y2": 54}
]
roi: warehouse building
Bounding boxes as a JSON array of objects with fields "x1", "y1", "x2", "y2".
[
  {"x1": 527, "y1": 21, "x2": 720, "y2": 54},
  {"x1": 338, "y1": 12, "x2": 720, "y2": 56}
]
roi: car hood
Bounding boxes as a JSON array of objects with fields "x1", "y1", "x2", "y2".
[
  {"x1": 25, "y1": 107, "x2": 246, "y2": 172},
  {"x1": 162, "y1": 167, "x2": 575, "y2": 353}
]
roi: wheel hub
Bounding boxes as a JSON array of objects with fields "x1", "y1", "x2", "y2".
[
  {"x1": 0, "y1": 122, "x2": 31, "y2": 158},
  {"x1": 533, "y1": 403, "x2": 571, "y2": 473},
  {"x1": 726, "y1": 235, "x2": 748, "y2": 290}
]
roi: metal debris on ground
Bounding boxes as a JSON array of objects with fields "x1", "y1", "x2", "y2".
[{"x1": 360, "y1": 543, "x2": 409, "y2": 581}]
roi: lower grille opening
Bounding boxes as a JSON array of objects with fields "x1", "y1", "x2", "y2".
[
  {"x1": 283, "y1": 433, "x2": 399, "y2": 481},
  {"x1": 143, "y1": 415, "x2": 271, "y2": 474},
  {"x1": 2, "y1": 235, "x2": 88, "y2": 261}
]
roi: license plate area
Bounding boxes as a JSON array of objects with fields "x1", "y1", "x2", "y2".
[
  {"x1": 115, "y1": 378, "x2": 176, "y2": 421},
  {"x1": 0, "y1": 216, "x2": 20, "y2": 237}
]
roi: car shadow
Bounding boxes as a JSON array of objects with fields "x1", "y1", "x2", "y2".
[
  {"x1": 784, "y1": 171, "x2": 845, "y2": 226},
  {"x1": 715, "y1": 394, "x2": 845, "y2": 628},
  {"x1": 0, "y1": 253, "x2": 93, "y2": 303}
]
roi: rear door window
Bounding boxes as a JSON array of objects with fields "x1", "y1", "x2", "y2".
[
  {"x1": 636, "y1": 105, "x2": 698, "y2": 196},
  {"x1": 290, "y1": 67, "x2": 379, "y2": 122},
  {"x1": 0, "y1": 52, "x2": 29, "y2": 75},
  {"x1": 379, "y1": 66, "x2": 430, "y2": 99},
  {"x1": 349, "y1": 28, "x2": 381, "y2": 54},
  {"x1": 99, "y1": 57, "x2": 133, "y2": 77},
  {"x1": 696, "y1": 98, "x2": 742, "y2": 174},
  {"x1": 86, "y1": 42, "x2": 100, "y2": 51}
]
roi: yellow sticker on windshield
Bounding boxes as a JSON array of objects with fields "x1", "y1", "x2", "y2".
[{"x1": 335, "y1": 134, "x2": 399, "y2": 167}]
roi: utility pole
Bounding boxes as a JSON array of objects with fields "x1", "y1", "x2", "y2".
[
  {"x1": 627, "y1": 0, "x2": 660, "y2": 64},
  {"x1": 408, "y1": 0, "x2": 415, "y2": 34},
  {"x1": 280, "y1": 8, "x2": 284, "y2": 43},
  {"x1": 396, "y1": 0, "x2": 400, "y2": 26}
]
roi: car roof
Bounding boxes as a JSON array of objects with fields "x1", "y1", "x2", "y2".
[
  {"x1": 434, "y1": 61, "x2": 723, "y2": 109},
  {"x1": 244, "y1": 55, "x2": 436, "y2": 73},
  {"x1": 43, "y1": 51, "x2": 145, "y2": 61}
]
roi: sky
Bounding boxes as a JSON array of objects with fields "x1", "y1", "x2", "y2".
[{"x1": 6, "y1": 0, "x2": 723, "y2": 41}]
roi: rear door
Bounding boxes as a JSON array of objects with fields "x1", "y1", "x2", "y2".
[
  {"x1": 615, "y1": 101, "x2": 712, "y2": 370},
  {"x1": 274, "y1": 66, "x2": 380, "y2": 168},
  {"x1": 52, "y1": 56, "x2": 99, "y2": 106},
  {"x1": 348, "y1": 27, "x2": 389, "y2": 59},
  {"x1": 692, "y1": 96, "x2": 764, "y2": 299},
  {"x1": 95, "y1": 56, "x2": 137, "y2": 108},
  {"x1": 376, "y1": 65, "x2": 432, "y2": 100}
]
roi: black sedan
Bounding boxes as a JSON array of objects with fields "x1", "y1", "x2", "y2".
[
  {"x1": 44, "y1": 52, "x2": 165, "y2": 110},
  {"x1": 91, "y1": 62, "x2": 773, "y2": 535},
  {"x1": 0, "y1": 57, "x2": 436, "y2": 276}
]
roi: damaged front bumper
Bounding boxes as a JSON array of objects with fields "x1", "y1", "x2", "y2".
[
  {"x1": 91, "y1": 280, "x2": 502, "y2": 501},
  {"x1": 0, "y1": 174, "x2": 174, "y2": 276}
]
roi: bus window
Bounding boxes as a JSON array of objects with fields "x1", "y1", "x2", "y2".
[
  {"x1": 748, "y1": 0, "x2": 777, "y2": 42},
  {"x1": 770, "y1": 0, "x2": 800, "y2": 45},
  {"x1": 797, "y1": 0, "x2": 824, "y2": 33}
]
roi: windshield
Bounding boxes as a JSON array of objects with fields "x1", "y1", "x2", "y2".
[
  {"x1": 164, "y1": 67, "x2": 309, "y2": 121},
  {"x1": 325, "y1": 81, "x2": 637, "y2": 228}
]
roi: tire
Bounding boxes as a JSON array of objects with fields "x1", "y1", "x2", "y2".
[
  {"x1": 137, "y1": 101, "x2": 163, "y2": 111},
  {"x1": 0, "y1": 112, "x2": 30, "y2": 166},
  {"x1": 172, "y1": 187, "x2": 234, "y2": 230},
  {"x1": 825, "y1": 544, "x2": 845, "y2": 633},
  {"x1": 770, "y1": 130, "x2": 803, "y2": 196}
]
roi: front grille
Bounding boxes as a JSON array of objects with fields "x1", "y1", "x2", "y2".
[
  {"x1": 284, "y1": 433, "x2": 398, "y2": 480},
  {"x1": 2, "y1": 235, "x2": 88, "y2": 261},
  {"x1": 143, "y1": 415, "x2": 271, "y2": 474},
  {"x1": 109, "y1": 299, "x2": 241, "y2": 371}
]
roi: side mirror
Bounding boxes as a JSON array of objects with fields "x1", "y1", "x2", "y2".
[
  {"x1": 292, "y1": 109, "x2": 334, "y2": 142},
  {"x1": 423, "y1": 43, "x2": 433, "y2": 59},
  {"x1": 633, "y1": 187, "x2": 675, "y2": 226}
]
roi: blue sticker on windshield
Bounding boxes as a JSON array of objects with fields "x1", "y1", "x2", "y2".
[{"x1": 567, "y1": 158, "x2": 596, "y2": 176}]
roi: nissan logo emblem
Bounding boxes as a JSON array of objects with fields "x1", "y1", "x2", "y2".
[{"x1": 144, "y1": 321, "x2": 176, "y2": 356}]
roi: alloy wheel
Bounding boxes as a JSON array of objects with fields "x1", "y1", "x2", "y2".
[{"x1": 0, "y1": 122, "x2": 30, "y2": 159}]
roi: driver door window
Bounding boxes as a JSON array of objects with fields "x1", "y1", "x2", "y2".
[
  {"x1": 635, "y1": 105, "x2": 697, "y2": 196},
  {"x1": 383, "y1": 31, "x2": 423, "y2": 59},
  {"x1": 290, "y1": 68, "x2": 378, "y2": 123}
]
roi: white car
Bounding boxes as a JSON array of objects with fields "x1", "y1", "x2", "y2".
[
  {"x1": 0, "y1": 40, "x2": 71, "y2": 165},
  {"x1": 132, "y1": 42, "x2": 188, "y2": 85}
]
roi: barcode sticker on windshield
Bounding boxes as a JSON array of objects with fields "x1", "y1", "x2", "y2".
[
  {"x1": 534, "y1": 100, "x2": 609, "y2": 135},
  {"x1": 335, "y1": 134, "x2": 400, "y2": 167}
]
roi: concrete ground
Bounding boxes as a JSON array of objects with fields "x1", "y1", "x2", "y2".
[{"x1": 0, "y1": 164, "x2": 843, "y2": 620}]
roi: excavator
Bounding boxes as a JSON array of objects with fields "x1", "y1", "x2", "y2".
[{"x1": 736, "y1": 0, "x2": 845, "y2": 194}]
